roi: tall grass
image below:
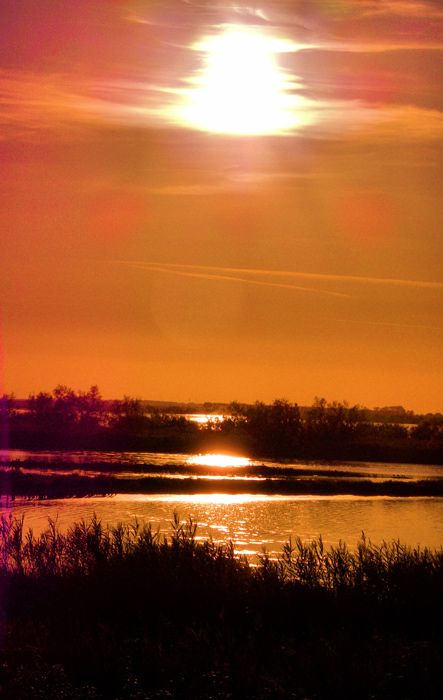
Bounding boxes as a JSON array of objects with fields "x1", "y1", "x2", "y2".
[
  {"x1": 0, "y1": 514, "x2": 442, "y2": 699},
  {"x1": 267, "y1": 531, "x2": 443, "y2": 594},
  {"x1": 0, "y1": 512, "x2": 235, "y2": 577}
]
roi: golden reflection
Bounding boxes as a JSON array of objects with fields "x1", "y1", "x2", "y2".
[
  {"x1": 108, "y1": 493, "x2": 272, "y2": 505},
  {"x1": 187, "y1": 453, "x2": 250, "y2": 468},
  {"x1": 181, "y1": 27, "x2": 305, "y2": 134},
  {"x1": 187, "y1": 414, "x2": 225, "y2": 424},
  {"x1": 163, "y1": 493, "x2": 268, "y2": 505},
  {"x1": 110, "y1": 493, "x2": 368, "y2": 504}
]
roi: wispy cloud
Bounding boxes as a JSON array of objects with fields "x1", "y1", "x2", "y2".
[
  {"x1": 301, "y1": 39, "x2": 443, "y2": 52},
  {"x1": 125, "y1": 1, "x2": 443, "y2": 34},
  {"x1": 307, "y1": 102, "x2": 443, "y2": 141},
  {"x1": 0, "y1": 70, "x2": 186, "y2": 139},
  {"x1": 285, "y1": 0, "x2": 443, "y2": 24},
  {"x1": 2, "y1": 41, "x2": 443, "y2": 142},
  {"x1": 140, "y1": 168, "x2": 326, "y2": 196},
  {"x1": 357, "y1": 0, "x2": 443, "y2": 20}
]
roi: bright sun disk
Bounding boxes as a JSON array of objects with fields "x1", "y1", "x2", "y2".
[{"x1": 181, "y1": 28, "x2": 302, "y2": 134}]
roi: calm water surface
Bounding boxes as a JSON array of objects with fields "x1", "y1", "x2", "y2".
[
  {"x1": 1, "y1": 450, "x2": 442, "y2": 559},
  {"x1": 2, "y1": 448, "x2": 443, "y2": 478}
]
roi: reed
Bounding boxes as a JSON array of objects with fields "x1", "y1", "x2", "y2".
[{"x1": 0, "y1": 515, "x2": 442, "y2": 699}]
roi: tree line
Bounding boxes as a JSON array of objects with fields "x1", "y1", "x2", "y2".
[{"x1": 1, "y1": 385, "x2": 442, "y2": 462}]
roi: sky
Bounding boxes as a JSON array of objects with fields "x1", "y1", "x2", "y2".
[{"x1": 0, "y1": 0, "x2": 442, "y2": 412}]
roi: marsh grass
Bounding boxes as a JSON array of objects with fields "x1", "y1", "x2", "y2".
[{"x1": 0, "y1": 514, "x2": 442, "y2": 699}]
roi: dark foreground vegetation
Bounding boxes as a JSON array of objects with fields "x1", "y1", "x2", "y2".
[
  {"x1": 0, "y1": 515, "x2": 442, "y2": 699},
  {"x1": 1, "y1": 386, "x2": 443, "y2": 463}
]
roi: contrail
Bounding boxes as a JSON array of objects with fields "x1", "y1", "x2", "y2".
[
  {"x1": 114, "y1": 260, "x2": 443, "y2": 290},
  {"x1": 115, "y1": 262, "x2": 352, "y2": 298},
  {"x1": 335, "y1": 319, "x2": 443, "y2": 331}
]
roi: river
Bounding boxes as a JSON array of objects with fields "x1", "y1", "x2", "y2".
[{"x1": 1, "y1": 449, "x2": 442, "y2": 560}]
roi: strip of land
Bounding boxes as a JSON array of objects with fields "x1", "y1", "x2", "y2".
[{"x1": 1, "y1": 465, "x2": 443, "y2": 499}]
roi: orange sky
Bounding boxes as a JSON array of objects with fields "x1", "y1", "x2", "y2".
[{"x1": 0, "y1": 0, "x2": 442, "y2": 412}]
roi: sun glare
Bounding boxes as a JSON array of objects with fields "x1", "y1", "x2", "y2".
[
  {"x1": 182, "y1": 28, "x2": 302, "y2": 134},
  {"x1": 187, "y1": 454, "x2": 250, "y2": 468}
]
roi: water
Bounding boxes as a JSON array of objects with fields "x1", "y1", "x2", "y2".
[
  {"x1": 1, "y1": 449, "x2": 443, "y2": 559},
  {"x1": 2, "y1": 448, "x2": 443, "y2": 478}
]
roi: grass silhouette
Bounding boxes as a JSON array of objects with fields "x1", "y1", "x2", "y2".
[{"x1": 0, "y1": 514, "x2": 442, "y2": 698}]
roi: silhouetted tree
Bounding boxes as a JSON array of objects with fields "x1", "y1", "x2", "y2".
[
  {"x1": 110, "y1": 396, "x2": 148, "y2": 435},
  {"x1": 306, "y1": 397, "x2": 366, "y2": 452},
  {"x1": 76, "y1": 385, "x2": 104, "y2": 430},
  {"x1": 412, "y1": 416, "x2": 443, "y2": 444},
  {"x1": 28, "y1": 391, "x2": 55, "y2": 429},
  {"x1": 27, "y1": 385, "x2": 106, "y2": 439},
  {"x1": 52, "y1": 384, "x2": 78, "y2": 429},
  {"x1": 244, "y1": 399, "x2": 301, "y2": 456},
  {"x1": 0, "y1": 393, "x2": 15, "y2": 450}
]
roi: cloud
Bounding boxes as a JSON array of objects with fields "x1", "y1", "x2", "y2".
[
  {"x1": 305, "y1": 102, "x2": 443, "y2": 141},
  {"x1": 0, "y1": 69, "x2": 185, "y2": 139},
  {"x1": 357, "y1": 0, "x2": 443, "y2": 20},
  {"x1": 139, "y1": 168, "x2": 326, "y2": 196},
  {"x1": 365, "y1": 104, "x2": 443, "y2": 141},
  {"x1": 2, "y1": 46, "x2": 443, "y2": 144},
  {"x1": 299, "y1": 40, "x2": 443, "y2": 52}
]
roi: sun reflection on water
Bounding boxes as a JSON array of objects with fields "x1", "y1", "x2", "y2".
[
  {"x1": 187, "y1": 453, "x2": 251, "y2": 468},
  {"x1": 162, "y1": 493, "x2": 267, "y2": 505}
]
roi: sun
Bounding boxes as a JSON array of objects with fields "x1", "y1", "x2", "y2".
[{"x1": 181, "y1": 28, "x2": 301, "y2": 135}]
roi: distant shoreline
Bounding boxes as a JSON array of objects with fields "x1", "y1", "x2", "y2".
[{"x1": 3, "y1": 390, "x2": 442, "y2": 465}]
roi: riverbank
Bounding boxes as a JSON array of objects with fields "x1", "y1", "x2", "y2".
[
  {"x1": 0, "y1": 515, "x2": 442, "y2": 699},
  {"x1": 1, "y1": 461, "x2": 443, "y2": 499}
]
